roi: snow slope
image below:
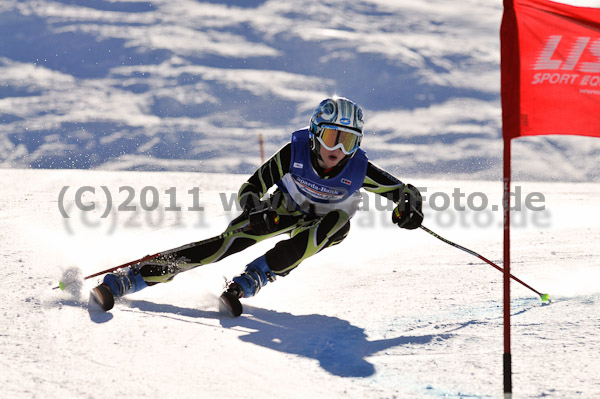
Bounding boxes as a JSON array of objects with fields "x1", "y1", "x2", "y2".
[
  {"x1": 2, "y1": 169, "x2": 599, "y2": 398},
  {"x1": 0, "y1": 0, "x2": 598, "y2": 180}
]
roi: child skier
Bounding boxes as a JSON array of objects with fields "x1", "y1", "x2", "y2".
[{"x1": 91, "y1": 96, "x2": 424, "y2": 316}]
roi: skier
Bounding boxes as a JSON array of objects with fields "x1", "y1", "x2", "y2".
[{"x1": 91, "y1": 96, "x2": 424, "y2": 316}]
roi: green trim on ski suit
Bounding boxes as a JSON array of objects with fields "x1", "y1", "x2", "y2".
[
  {"x1": 140, "y1": 144, "x2": 413, "y2": 284},
  {"x1": 140, "y1": 201, "x2": 346, "y2": 284},
  {"x1": 266, "y1": 209, "x2": 350, "y2": 275},
  {"x1": 239, "y1": 144, "x2": 410, "y2": 211}
]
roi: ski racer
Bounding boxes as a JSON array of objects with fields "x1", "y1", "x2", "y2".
[{"x1": 92, "y1": 96, "x2": 424, "y2": 316}]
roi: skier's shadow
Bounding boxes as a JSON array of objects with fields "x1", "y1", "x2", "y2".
[
  {"x1": 221, "y1": 305, "x2": 452, "y2": 378},
  {"x1": 125, "y1": 300, "x2": 452, "y2": 378}
]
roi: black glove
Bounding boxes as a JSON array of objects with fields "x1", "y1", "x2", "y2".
[
  {"x1": 248, "y1": 206, "x2": 280, "y2": 235},
  {"x1": 392, "y1": 184, "x2": 423, "y2": 230}
]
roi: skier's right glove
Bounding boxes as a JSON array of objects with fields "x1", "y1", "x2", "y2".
[
  {"x1": 392, "y1": 184, "x2": 423, "y2": 230},
  {"x1": 248, "y1": 207, "x2": 280, "y2": 235}
]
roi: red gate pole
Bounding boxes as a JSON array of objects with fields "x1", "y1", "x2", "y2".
[{"x1": 503, "y1": 136, "x2": 512, "y2": 395}]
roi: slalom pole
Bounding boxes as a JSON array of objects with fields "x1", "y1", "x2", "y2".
[
  {"x1": 419, "y1": 225, "x2": 550, "y2": 303},
  {"x1": 258, "y1": 133, "x2": 265, "y2": 163},
  {"x1": 53, "y1": 225, "x2": 250, "y2": 290}
]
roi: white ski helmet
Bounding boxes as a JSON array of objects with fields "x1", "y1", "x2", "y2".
[{"x1": 308, "y1": 96, "x2": 364, "y2": 157}]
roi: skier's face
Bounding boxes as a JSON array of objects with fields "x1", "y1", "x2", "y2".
[{"x1": 318, "y1": 146, "x2": 345, "y2": 169}]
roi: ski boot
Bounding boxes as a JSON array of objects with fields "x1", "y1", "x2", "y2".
[
  {"x1": 91, "y1": 266, "x2": 147, "y2": 311},
  {"x1": 219, "y1": 255, "x2": 276, "y2": 317}
]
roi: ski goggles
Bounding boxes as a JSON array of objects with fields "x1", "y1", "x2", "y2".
[{"x1": 315, "y1": 125, "x2": 362, "y2": 155}]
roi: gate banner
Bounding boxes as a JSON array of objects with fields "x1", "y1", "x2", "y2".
[{"x1": 501, "y1": 0, "x2": 600, "y2": 139}]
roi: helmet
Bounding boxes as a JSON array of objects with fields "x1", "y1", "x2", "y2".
[{"x1": 308, "y1": 96, "x2": 364, "y2": 157}]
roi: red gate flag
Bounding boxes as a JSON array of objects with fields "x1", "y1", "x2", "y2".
[
  {"x1": 501, "y1": 0, "x2": 600, "y2": 393},
  {"x1": 501, "y1": 0, "x2": 600, "y2": 140}
]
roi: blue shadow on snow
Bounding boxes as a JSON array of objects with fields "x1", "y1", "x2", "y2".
[{"x1": 123, "y1": 299, "x2": 452, "y2": 378}]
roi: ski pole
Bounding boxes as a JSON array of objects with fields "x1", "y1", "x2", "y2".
[
  {"x1": 53, "y1": 225, "x2": 250, "y2": 290},
  {"x1": 419, "y1": 225, "x2": 550, "y2": 303}
]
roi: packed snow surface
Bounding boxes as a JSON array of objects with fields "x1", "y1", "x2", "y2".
[{"x1": 2, "y1": 169, "x2": 599, "y2": 398}]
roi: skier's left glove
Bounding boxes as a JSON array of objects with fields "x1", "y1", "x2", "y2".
[
  {"x1": 392, "y1": 184, "x2": 423, "y2": 230},
  {"x1": 248, "y1": 207, "x2": 280, "y2": 235}
]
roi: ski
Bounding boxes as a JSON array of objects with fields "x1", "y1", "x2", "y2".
[
  {"x1": 90, "y1": 283, "x2": 115, "y2": 311},
  {"x1": 219, "y1": 291, "x2": 243, "y2": 317},
  {"x1": 53, "y1": 225, "x2": 250, "y2": 291}
]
